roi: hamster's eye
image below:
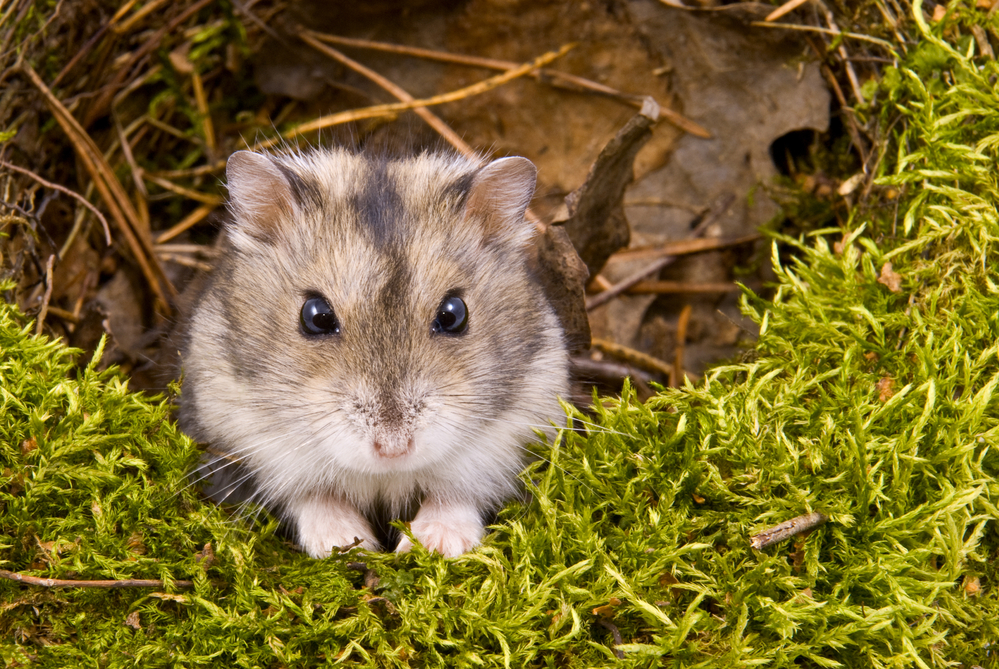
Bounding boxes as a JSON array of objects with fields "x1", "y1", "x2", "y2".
[
  {"x1": 432, "y1": 295, "x2": 468, "y2": 335},
  {"x1": 300, "y1": 296, "x2": 340, "y2": 336}
]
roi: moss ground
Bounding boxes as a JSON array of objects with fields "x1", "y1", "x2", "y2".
[{"x1": 3, "y1": 4, "x2": 999, "y2": 668}]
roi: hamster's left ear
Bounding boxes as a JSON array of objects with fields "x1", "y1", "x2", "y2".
[
  {"x1": 464, "y1": 156, "x2": 538, "y2": 248},
  {"x1": 225, "y1": 151, "x2": 300, "y2": 244}
]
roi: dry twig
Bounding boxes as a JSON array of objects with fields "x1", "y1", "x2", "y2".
[
  {"x1": 0, "y1": 568, "x2": 193, "y2": 589},
  {"x1": 35, "y1": 254, "x2": 55, "y2": 336},
  {"x1": 591, "y1": 337, "x2": 673, "y2": 378},
  {"x1": 750, "y1": 512, "x2": 829, "y2": 550},
  {"x1": 671, "y1": 304, "x2": 692, "y2": 387},
  {"x1": 0, "y1": 159, "x2": 111, "y2": 245}
]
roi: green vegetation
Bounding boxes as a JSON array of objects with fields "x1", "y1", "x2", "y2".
[{"x1": 3, "y1": 4, "x2": 999, "y2": 667}]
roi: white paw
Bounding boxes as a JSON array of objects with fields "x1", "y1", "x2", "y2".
[
  {"x1": 289, "y1": 496, "x2": 378, "y2": 558},
  {"x1": 395, "y1": 501, "x2": 484, "y2": 557}
]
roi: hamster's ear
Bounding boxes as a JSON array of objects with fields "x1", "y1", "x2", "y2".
[
  {"x1": 465, "y1": 157, "x2": 537, "y2": 248},
  {"x1": 225, "y1": 151, "x2": 297, "y2": 243}
]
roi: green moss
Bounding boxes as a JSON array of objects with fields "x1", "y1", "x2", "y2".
[{"x1": 4, "y1": 3, "x2": 999, "y2": 667}]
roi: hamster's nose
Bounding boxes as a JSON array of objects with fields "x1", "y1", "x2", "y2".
[{"x1": 373, "y1": 436, "x2": 414, "y2": 459}]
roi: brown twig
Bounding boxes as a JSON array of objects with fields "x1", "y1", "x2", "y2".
[
  {"x1": 571, "y1": 356, "x2": 660, "y2": 387},
  {"x1": 303, "y1": 30, "x2": 711, "y2": 139},
  {"x1": 591, "y1": 337, "x2": 673, "y2": 378},
  {"x1": 143, "y1": 173, "x2": 223, "y2": 206},
  {"x1": 154, "y1": 204, "x2": 217, "y2": 244},
  {"x1": 35, "y1": 254, "x2": 55, "y2": 336},
  {"x1": 749, "y1": 21, "x2": 896, "y2": 50},
  {"x1": 626, "y1": 280, "x2": 738, "y2": 295},
  {"x1": 0, "y1": 159, "x2": 111, "y2": 245},
  {"x1": 764, "y1": 0, "x2": 810, "y2": 22},
  {"x1": 749, "y1": 512, "x2": 829, "y2": 550},
  {"x1": 671, "y1": 304, "x2": 692, "y2": 387},
  {"x1": 605, "y1": 234, "x2": 759, "y2": 264},
  {"x1": 0, "y1": 568, "x2": 193, "y2": 589}
]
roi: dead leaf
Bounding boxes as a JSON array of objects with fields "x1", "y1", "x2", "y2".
[
  {"x1": 878, "y1": 262, "x2": 902, "y2": 293},
  {"x1": 592, "y1": 597, "x2": 622, "y2": 618},
  {"x1": 20, "y1": 437, "x2": 37, "y2": 454},
  {"x1": 876, "y1": 377, "x2": 895, "y2": 402},
  {"x1": 124, "y1": 611, "x2": 141, "y2": 630}
]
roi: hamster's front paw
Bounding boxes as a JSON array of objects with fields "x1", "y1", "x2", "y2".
[
  {"x1": 288, "y1": 494, "x2": 378, "y2": 558},
  {"x1": 396, "y1": 499, "x2": 485, "y2": 558}
]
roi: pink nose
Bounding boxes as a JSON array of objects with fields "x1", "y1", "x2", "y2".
[{"x1": 373, "y1": 438, "x2": 413, "y2": 459}]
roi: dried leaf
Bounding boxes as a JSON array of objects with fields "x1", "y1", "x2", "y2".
[
  {"x1": 878, "y1": 262, "x2": 902, "y2": 293},
  {"x1": 877, "y1": 377, "x2": 895, "y2": 402},
  {"x1": 124, "y1": 611, "x2": 142, "y2": 630}
]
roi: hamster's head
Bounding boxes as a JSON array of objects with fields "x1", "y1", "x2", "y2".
[{"x1": 182, "y1": 149, "x2": 568, "y2": 492}]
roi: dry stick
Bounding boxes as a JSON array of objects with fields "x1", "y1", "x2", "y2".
[
  {"x1": 571, "y1": 356, "x2": 659, "y2": 387},
  {"x1": 671, "y1": 304, "x2": 692, "y2": 387},
  {"x1": 748, "y1": 21, "x2": 896, "y2": 50},
  {"x1": 750, "y1": 512, "x2": 829, "y2": 550},
  {"x1": 0, "y1": 159, "x2": 111, "y2": 245},
  {"x1": 144, "y1": 173, "x2": 223, "y2": 206},
  {"x1": 299, "y1": 31, "x2": 477, "y2": 161},
  {"x1": 35, "y1": 254, "x2": 55, "y2": 336},
  {"x1": 262, "y1": 44, "x2": 576, "y2": 147},
  {"x1": 627, "y1": 280, "x2": 738, "y2": 294},
  {"x1": 155, "y1": 204, "x2": 216, "y2": 244},
  {"x1": 591, "y1": 337, "x2": 672, "y2": 378},
  {"x1": 765, "y1": 0, "x2": 811, "y2": 22},
  {"x1": 585, "y1": 194, "x2": 737, "y2": 311},
  {"x1": 305, "y1": 30, "x2": 711, "y2": 139},
  {"x1": 22, "y1": 64, "x2": 176, "y2": 307},
  {"x1": 606, "y1": 233, "x2": 760, "y2": 264},
  {"x1": 191, "y1": 70, "x2": 217, "y2": 156},
  {"x1": 0, "y1": 568, "x2": 193, "y2": 589}
]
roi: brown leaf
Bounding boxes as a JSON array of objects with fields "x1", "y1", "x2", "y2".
[
  {"x1": 592, "y1": 597, "x2": 622, "y2": 618},
  {"x1": 877, "y1": 262, "x2": 902, "y2": 293},
  {"x1": 876, "y1": 377, "x2": 895, "y2": 402},
  {"x1": 20, "y1": 438, "x2": 37, "y2": 454},
  {"x1": 124, "y1": 611, "x2": 142, "y2": 630}
]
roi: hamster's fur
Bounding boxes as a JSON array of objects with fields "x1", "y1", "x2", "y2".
[{"x1": 179, "y1": 148, "x2": 570, "y2": 558}]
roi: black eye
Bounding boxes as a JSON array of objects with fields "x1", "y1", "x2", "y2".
[
  {"x1": 432, "y1": 295, "x2": 468, "y2": 335},
  {"x1": 300, "y1": 296, "x2": 340, "y2": 336}
]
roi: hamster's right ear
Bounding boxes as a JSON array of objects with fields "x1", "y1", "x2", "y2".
[{"x1": 225, "y1": 151, "x2": 298, "y2": 244}]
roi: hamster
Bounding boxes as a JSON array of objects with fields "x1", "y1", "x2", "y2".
[{"x1": 178, "y1": 148, "x2": 570, "y2": 558}]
